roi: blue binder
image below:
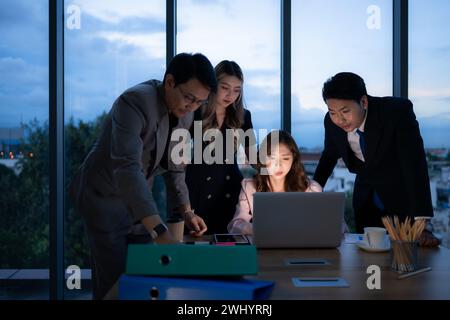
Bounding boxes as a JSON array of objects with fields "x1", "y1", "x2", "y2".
[{"x1": 119, "y1": 275, "x2": 275, "y2": 300}]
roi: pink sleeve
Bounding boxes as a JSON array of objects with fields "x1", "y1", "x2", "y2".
[
  {"x1": 227, "y1": 179, "x2": 255, "y2": 235},
  {"x1": 306, "y1": 179, "x2": 323, "y2": 193}
]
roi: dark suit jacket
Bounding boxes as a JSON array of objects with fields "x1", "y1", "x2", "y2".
[
  {"x1": 313, "y1": 96, "x2": 433, "y2": 219},
  {"x1": 69, "y1": 80, "x2": 193, "y2": 231}
]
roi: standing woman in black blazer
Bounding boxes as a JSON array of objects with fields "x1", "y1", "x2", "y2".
[
  {"x1": 313, "y1": 72, "x2": 439, "y2": 246},
  {"x1": 186, "y1": 60, "x2": 256, "y2": 234}
]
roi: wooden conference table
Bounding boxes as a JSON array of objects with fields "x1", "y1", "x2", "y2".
[
  {"x1": 106, "y1": 239, "x2": 450, "y2": 300},
  {"x1": 252, "y1": 243, "x2": 450, "y2": 299}
]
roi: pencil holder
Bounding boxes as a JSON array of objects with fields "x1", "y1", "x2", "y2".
[{"x1": 390, "y1": 240, "x2": 418, "y2": 273}]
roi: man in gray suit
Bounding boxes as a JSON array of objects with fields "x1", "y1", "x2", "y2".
[{"x1": 69, "y1": 53, "x2": 217, "y2": 299}]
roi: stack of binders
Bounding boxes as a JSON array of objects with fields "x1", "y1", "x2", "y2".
[{"x1": 119, "y1": 244, "x2": 274, "y2": 300}]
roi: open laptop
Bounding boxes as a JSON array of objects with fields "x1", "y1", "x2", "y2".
[{"x1": 252, "y1": 192, "x2": 345, "y2": 248}]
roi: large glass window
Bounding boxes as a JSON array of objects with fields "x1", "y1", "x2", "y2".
[
  {"x1": 0, "y1": 0, "x2": 49, "y2": 299},
  {"x1": 291, "y1": 0, "x2": 393, "y2": 230},
  {"x1": 64, "y1": 0, "x2": 166, "y2": 299},
  {"x1": 177, "y1": 0, "x2": 280, "y2": 177},
  {"x1": 409, "y1": 0, "x2": 450, "y2": 247},
  {"x1": 4, "y1": 0, "x2": 450, "y2": 300},
  {"x1": 177, "y1": 0, "x2": 281, "y2": 134}
]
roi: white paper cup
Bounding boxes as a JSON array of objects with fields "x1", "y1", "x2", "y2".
[{"x1": 167, "y1": 220, "x2": 184, "y2": 242}]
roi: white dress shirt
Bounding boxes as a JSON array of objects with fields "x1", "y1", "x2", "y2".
[{"x1": 347, "y1": 108, "x2": 368, "y2": 162}]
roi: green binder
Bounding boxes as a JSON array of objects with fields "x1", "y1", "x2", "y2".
[{"x1": 126, "y1": 244, "x2": 258, "y2": 276}]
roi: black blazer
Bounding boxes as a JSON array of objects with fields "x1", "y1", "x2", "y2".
[{"x1": 313, "y1": 96, "x2": 433, "y2": 219}]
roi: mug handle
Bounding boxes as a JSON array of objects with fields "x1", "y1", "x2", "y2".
[{"x1": 364, "y1": 233, "x2": 372, "y2": 247}]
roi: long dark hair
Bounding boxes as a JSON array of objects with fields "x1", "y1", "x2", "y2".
[
  {"x1": 255, "y1": 130, "x2": 310, "y2": 192},
  {"x1": 201, "y1": 60, "x2": 245, "y2": 132}
]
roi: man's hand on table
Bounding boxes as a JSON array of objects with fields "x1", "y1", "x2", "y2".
[
  {"x1": 183, "y1": 210, "x2": 207, "y2": 237},
  {"x1": 418, "y1": 230, "x2": 441, "y2": 247}
]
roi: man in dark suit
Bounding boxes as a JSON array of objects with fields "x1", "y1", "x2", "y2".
[
  {"x1": 69, "y1": 53, "x2": 217, "y2": 299},
  {"x1": 313, "y1": 72, "x2": 439, "y2": 247}
]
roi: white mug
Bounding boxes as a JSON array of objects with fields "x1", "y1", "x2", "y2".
[{"x1": 363, "y1": 227, "x2": 388, "y2": 248}]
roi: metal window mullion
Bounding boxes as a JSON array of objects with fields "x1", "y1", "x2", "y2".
[
  {"x1": 49, "y1": 0, "x2": 65, "y2": 300},
  {"x1": 281, "y1": 0, "x2": 291, "y2": 132},
  {"x1": 393, "y1": 0, "x2": 408, "y2": 98},
  {"x1": 167, "y1": 0, "x2": 177, "y2": 64}
]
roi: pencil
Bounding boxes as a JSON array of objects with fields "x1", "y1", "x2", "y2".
[{"x1": 397, "y1": 267, "x2": 432, "y2": 280}]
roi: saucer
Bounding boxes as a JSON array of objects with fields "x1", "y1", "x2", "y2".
[{"x1": 356, "y1": 240, "x2": 390, "y2": 252}]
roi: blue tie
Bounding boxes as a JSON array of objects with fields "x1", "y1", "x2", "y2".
[
  {"x1": 356, "y1": 129, "x2": 366, "y2": 157},
  {"x1": 356, "y1": 129, "x2": 385, "y2": 211}
]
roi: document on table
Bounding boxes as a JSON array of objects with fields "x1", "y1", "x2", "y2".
[
  {"x1": 292, "y1": 277, "x2": 349, "y2": 288},
  {"x1": 344, "y1": 233, "x2": 364, "y2": 244}
]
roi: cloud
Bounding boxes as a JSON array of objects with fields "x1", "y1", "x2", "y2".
[
  {"x1": 72, "y1": 0, "x2": 165, "y2": 24},
  {"x1": 64, "y1": 49, "x2": 166, "y2": 122},
  {"x1": 0, "y1": 2, "x2": 49, "y2": 128},
  {"x1": 177, "y1": 0, "x2": 280, "y2": 72},
  {"x1": 0, "y1": 1, "x2": 27, "y2": 26},
  {"x1": 291, "y1": 119, "x2": 324, "y2": 150},
  {"x1": 0, "y1": 1, "x2": 48, "y2": 63},
  {"x1": 410, "y1": 88, "x2": 450, "y2": 99},
  {"x1": 419, "y1": 112, "x2": 450, "y2": 123},
  {"x1": 95, "y1": 31, "x2": 165, "y2": 59},
  {"x1": 410, "y1": 92, "x2": 450, "y2": 118},
  {"x1": 293, "y1": 108, "x2": 326, "y2": 126},
  {"x1": 0, "y1": 57, "x2": 48, "y2": 90},
  {"x1": 433, "y1": 45, "x2": 450, "y2": 56},
  {"x1": 0, "y1": 88, "x2": 48, "y2": 128},
  {"x1": 0, "y1": 56, "x2": 48, "y2": 127},
  {"x1": 61, "y1": 2, "x2": 168, "y2": 122},
  {"x1": 246, "y1": 75, "x2": 280, "y2": 96},
  {"x1": 419, "y1": 115, "x2": 450, "y2": 148},
  {"x1": 0, "y1": 0, "x2": 47, "y2": 27},
  {"x1": 248, "y1": 102, "x2": 276, "y2": 113}
]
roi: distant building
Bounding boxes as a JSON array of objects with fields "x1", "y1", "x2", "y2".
[
  {"x1": 430, "y1": 180, "x2": 438, "y2": 208},
  {"x1": 441, "y1": 167, "x2": 450, "y2": 183},
  {"x1": 0, "y1": 127, "x2": 24, "y2": 156},
  {"x1": 322, "y1": 165, "x2": 356, "y2": 193},
  {"x1": 302, "y1": 152, "x2": 322, "y2": 176},
  {"x1": 0, "y1": 159, "x2": 21, "y2": 175},
  {"x1": 427, "y1": 148, "x2": 448, "y2": 159},
  {"x1": 301, "y1": 152, "x2": 356, "y2": 193}
]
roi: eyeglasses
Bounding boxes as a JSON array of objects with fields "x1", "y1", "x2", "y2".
[{"x1": 177, "y1": 86, "x2": 209, "y2": 107}]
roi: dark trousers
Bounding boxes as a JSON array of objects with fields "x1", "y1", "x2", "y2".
[
  {"x1": 78, "y1": 182, "x2": 153, "y2": 300},
  {"x1": 85, "y1": 223, "x2": 152, "y2": 300},
  {"x1": 354, "y1": 197, "x2": 387, "y2": 234}
]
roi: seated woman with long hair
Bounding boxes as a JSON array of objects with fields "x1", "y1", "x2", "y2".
[{"x1": 228, "y1": 130, "x2": 324, "y2": 235}]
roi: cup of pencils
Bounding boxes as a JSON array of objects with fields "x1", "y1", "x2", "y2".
[{"x1": 382, "y1": 216, "x2": 426, "y2": 273}]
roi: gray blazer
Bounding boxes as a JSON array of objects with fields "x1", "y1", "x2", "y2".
[{"x1": 69, "y1": 80, "x2": 193, "y2": 231}]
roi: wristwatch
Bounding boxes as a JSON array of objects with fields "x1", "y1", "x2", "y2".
[{"x1": 149, "y1": 223, "x2": 168, "y2": 240}]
